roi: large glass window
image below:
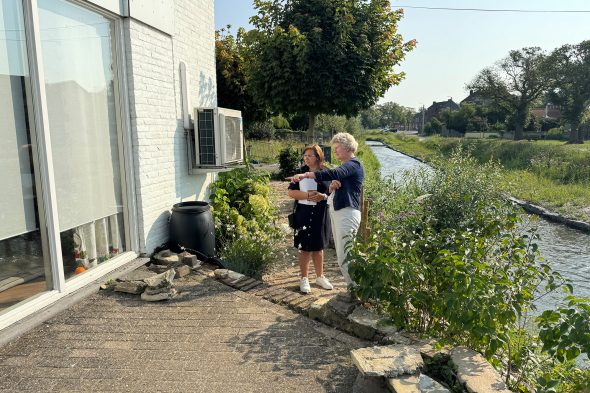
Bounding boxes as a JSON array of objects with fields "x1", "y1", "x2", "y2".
[
  {"x1": 38, "y1": 0, "x2": 126, "y2": 279},
  {"x1": 0, "y1": 0, "x2": 51, "y2": 312}
]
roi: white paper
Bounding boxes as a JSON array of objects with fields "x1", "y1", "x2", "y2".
[{"x1": 298, "y1": 178, "x2": 317, "y2": 206}]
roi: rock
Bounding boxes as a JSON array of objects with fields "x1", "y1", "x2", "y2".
[
  {"x1": 451, "y1": 347, "x2": 511, "y2": 393},
  {"x1": 352, "y1": 372, "x2": 389, "y2": 393},
  {"x1": 143, "y1": 284, "x2": 173, "y2": 295},
  {"x1": 348, "y1": 306, "x2": 398, "y2": 341},
  {"x1": 174, "y1": 265, "x2": 191, "y2": 278},
  {"x1": 148, "y1": 264, "x2": 172, "y2": 274},
  {"x1": 114, "y1": 281, "x2": 147, "y2": 294},
  {"x1": 380, "y1": 334, "x2": 413, "y2": 346},
  {"x1": 141, "y1": 287, "x2": 178, "y2": 302},
  {"x1": 351, "y1": 345, "x2": 423, "y2": 378},
  {"x1": 308, "y1": 297, "x2": 331, "y2": 321},
  {"x1": 329, "y1": 293, "x2": 359, "y2": 317},
  {"x1": 181, "y1": 254, "x2": 200, "y2": 267},
  {"x1": 143, "y1": 269, "x2": 175, "y2": 287},
  {"x1": 153, "y1": 250, "x2": 179, "y2": 265},
  {"x1": 214, "y1": 269, "x2": 229, "y2": 279},
  {"x1": 387, "y1": 373, "x2": 450, "y2": 393}
]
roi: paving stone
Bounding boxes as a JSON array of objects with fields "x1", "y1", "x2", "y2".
[
  {"x1": 451, "y1": 347, "x2": 511, "y2": 393},
  {"x1": 233, "y1": 277, "x2": 257, "y2": 290},
  {"x1": 241, "y1": 280, "x2": 263, "y2": 292},
  {"x1": 308, "y1": 297, "x2": 331, "y2": 320},
  {"x1": 387, "y1": 373, "x2": 450, "y2": 393},
  {"x1": 351, "y1": 345, "x2": 423, "y2": 378}
]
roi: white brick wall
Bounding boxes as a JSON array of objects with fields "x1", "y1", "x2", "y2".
[{"x1": 124, "y1": 0, "x2": 217, "y2": 253}]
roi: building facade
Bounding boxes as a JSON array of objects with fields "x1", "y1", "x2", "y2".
[{"x1": 1, "y1": 0, "x2": 218, "y2": 330}]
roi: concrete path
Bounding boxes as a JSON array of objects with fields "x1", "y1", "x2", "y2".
[{"x1": 0, "y1": 271, "x2": 364, "y2": 392}]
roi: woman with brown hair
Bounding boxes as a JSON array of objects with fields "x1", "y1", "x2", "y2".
[{"x1": 287, "y1": 145, "x2": 333, "y2": 294}]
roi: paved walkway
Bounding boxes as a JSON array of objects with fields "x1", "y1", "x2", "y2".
[{"x1": 0, "y1": 270, "x2": 365, "y2": 392}]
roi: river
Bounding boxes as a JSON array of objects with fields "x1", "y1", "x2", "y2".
[{"x1": 366, "y1": 141, "x2": 590, "y2": 312}]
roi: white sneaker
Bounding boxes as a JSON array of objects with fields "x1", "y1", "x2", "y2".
[
  {"x1": 316, "y1": 275, "x2": 333, "y2": 290},
  {"x1": 300, "y1": 277, "x2": 311, "y2": 294}
]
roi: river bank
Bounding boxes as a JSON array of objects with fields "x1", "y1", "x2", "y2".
[{"x1": 362, "y1": 132, "x2": 590, "y2": 225}]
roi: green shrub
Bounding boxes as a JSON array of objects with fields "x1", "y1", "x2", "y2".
[
  {"x1": 348, "y1": 149, "x2": 588, "y2": 391},
  {"x1": 246, "y1": 120, "x2": 275, "y2": 140},
  {"x1": 271, "y1": 114, "x2": 291, "y2": 129},
  {"x1": 209, "y1": 168, "x2": 283, "y2": 277},
  {"x1": 278, "y1": 146, "x2": 301, "y2": 180},
  {"x1": 546, "y1": 127, "x2": 565, "y2": 140}
]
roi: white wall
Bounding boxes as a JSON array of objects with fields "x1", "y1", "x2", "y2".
[{"x1": 124, "y1": 0, "x2": 217, "y2": 253}]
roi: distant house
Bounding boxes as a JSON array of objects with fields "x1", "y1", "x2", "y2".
[
  {"x1": 425, "y1": 98, "x2": 460, "y2": 123},
  {"x1": 460, "y1": 90, "x2": 492, "y2": 107},
  {"x1": 530, "y1": 103, "x2": 562, "y2": 120}
]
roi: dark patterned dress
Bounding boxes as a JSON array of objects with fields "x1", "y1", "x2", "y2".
[{"x1": 288, "y1": 166, "x2": 331, "y2": 252}]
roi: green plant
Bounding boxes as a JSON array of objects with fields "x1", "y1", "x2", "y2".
[
  {"x1": 278, "y1": 146, "x2": 301, "y2": 180},
  {"x1": 246, "y1": 119, "x2": 275, "y2": 140},
  {"x1": 347, "y1": 149, "x2": 588, "y2": 391},
  {"x1": 209, "y1": 168, "x2": 284, "y2": 276}
]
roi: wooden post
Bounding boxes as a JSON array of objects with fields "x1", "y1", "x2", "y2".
[{"x1": 359, "y1": 189, "x2": 371, "y2": 242}]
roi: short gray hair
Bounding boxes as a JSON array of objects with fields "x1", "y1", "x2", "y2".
[{"x1": 331, "y1": 132, "x2": 358, "y2": 152}]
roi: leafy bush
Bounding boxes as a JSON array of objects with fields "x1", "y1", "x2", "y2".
[
  {"x1": 278, "y1": 146, "x2": 301, "y2": 180},
  {"x1": 348, "y1": 149, "x2": 589, "y2": 391},
  {"x1": 546, "y1": 127, "x2": 565, "y2": 140},
  {"x1": 209, "y1": 168, "x2": 283, "y2": 277},
  {"x1": 271, "y1": 114, "x2": 291, "y2": 129},
  {"x1": 246, "y1": 119, "x2": 275, "y2": 140}
]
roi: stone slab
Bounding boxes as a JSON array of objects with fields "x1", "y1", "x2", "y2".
[
  {"x1": 353, "y1": 372, "x2": 390, "y2": 393},
  {"x1": 351, "y1": 345, "x2": 423, "y2": 378},
  {"x1": 113, "y1": 281, "x2": 147, "y2": 295},
  {"x1": 387, "y1": 373, "x2": 450, "y2": 393},
  {"x1": 450, "y1": 347, "x2": 511, "y2": 393}
]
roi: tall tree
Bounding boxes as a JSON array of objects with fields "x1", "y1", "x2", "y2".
[
  {"x1": 547, "y1": 40, "x2": 590, "y2": 144},
  {"x1": 245, "y1": 0, "x2": 415, "y2": 136},
  {"x1": 468, "y1": 47, "x2": 551, "y2": 140},
  {"x1": 215, "y1": 27, "x2": 267, "y2": 126}
]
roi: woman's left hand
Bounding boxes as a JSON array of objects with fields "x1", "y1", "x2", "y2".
[{"x1": 308, "y1": 191, "x2": 327, "y2": 202}]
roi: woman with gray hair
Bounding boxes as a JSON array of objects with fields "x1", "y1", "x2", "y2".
[{"x1": 291, "y1": 132, "x2": 365, "y2": 286}]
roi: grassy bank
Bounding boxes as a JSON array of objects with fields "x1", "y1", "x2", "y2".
[{"x1": 362, "y1": 131, "x2": 590, "y2": 222}]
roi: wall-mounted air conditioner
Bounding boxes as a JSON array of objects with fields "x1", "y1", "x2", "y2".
[{"x1": 187, "y1": 107, "x2": 244, "y2": 174}]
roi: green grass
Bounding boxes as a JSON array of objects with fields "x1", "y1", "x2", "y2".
[
  {"x1": 246, "y1": 139, "x2": 304, "y2": 163},
  {"x1": 360, "y1": 131, "x2": 590, "y2": 222}
]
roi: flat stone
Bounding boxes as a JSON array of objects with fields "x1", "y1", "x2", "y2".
[
  {"x1": 352, "y1": 372, "x2": 389, "y2": 393},
  {"x1": 348, "y1": 306, "x2": 398, "y2": 341},
  {"x1": 351, "y1": 345, "x2": 423, "y2": 378},
  {"x1": 148, "y1": 264, "x2": 172, "y2": 274},
  {"x1": 174, "y1": 265, "x2": 191, "y2": 278},
  {"x1": 214, "y1": 269, "x2": 229, "y2": 279},
  {"x1": 387, "y1": 373, "x2": 450, "y2": 393},
  {"x1": 153, "y1": 250, "x2": 179, "y2": 265},
  {"x1": 143, "y1": 269, "x2": 175, "y2": 287},
  {"x1": 141, "y1": 288, "x2": 177, "y2": 302},
  {"x1": 450, "y1": 347, "x2": 511, "y2": 393},
  {"x1": 144, "y1": 284, "x2": 173, "y2": 295},
  {"x1": 308, "y1": 297, "x2": 331, "y2": 321},
  {"x1": 181, "y1": 254, "x2": 200, "y2": 267},
  {"x1": 114, "y1": 281, "x2": 147, "y2": 294},
  {"x1": 328, "y1": 293, "x2": 360, "y2": 317}
]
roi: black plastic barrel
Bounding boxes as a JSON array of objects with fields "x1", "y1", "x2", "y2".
[{"x1": 169, "y1": 201, "x2": 215, "y2": 257}]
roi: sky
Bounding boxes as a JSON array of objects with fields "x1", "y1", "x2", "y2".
[{"x1": 214, "y1": 0, "x2": 590, "y2": 111}]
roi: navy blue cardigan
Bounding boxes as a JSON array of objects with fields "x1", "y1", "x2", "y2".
[{"x1": 314, "y1": 158, "x2": 365, "y2": 211}]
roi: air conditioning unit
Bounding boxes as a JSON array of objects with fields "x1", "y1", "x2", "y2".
[{"x1": 188, "y1": 107, "x2": 244, "y2": 173}]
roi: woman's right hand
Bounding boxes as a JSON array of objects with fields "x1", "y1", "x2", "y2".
[{"x1": 329, "y1": 180, "x2": 341, "y2": 193}]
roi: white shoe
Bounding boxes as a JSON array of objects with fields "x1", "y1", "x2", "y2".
[
  {"x1": 316, "y1": 275, "x2": 333, "y2": 290},
  {"x1": 300, "y1": 277, "x2": 311, "y2": 294}
]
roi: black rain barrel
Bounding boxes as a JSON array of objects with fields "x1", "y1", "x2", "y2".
[{"x1": 169, "y1": 201, "x2": 215, "y2": 257}]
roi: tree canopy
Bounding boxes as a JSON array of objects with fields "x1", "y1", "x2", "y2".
[
  {"x1": 547, "y1": 40, "x2": 590, "y2": 144},
  {"x1": 468, "y1": 47, "x2": 551, "y2": 140},
  {"x1": 245, "y1": 0, "x2": 415, "y2": 133}
]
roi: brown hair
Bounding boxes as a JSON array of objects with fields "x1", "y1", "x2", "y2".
[{"x1": 303, "y1": 144, "x2": 324, "y2": 165}]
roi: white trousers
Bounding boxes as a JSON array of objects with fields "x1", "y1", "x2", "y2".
[{"x1": 329, "y1": 206, "x2": 361, "y2": 285}]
